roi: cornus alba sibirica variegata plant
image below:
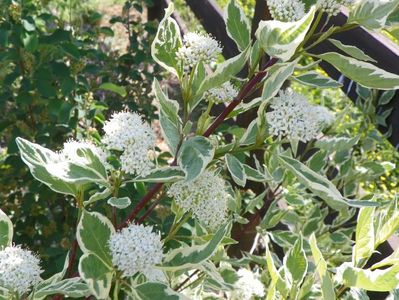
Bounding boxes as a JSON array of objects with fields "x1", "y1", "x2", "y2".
[{"x1": 3, "y1": 0, "x2": 399, "y2": 299}]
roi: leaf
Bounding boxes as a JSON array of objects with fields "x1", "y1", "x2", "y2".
[
  {"x1": 262, "y1": 59, "x2": 298, "y2": 100},
  {"x1": 278, "y1": 155, "x2": 347, "y2": 211},
  {"x1": 133, "y1": 167, "x2": 185, "y2": 183},
  {"x1": 255, "y1": 7, "x2": 316, "y2": 61},
  {"x1": 284, "y1": 236, "x2": 308, "y2": 287},
  {"x1": 309, "y1": 234, "x2": 336, "y2": 300},
  {"x1": 0, "y1": 209, "x2": 13, "y2": 248},
  {"x1": 375, "y1": 200, "x2": 399, "y2": 247},
  {"x1": 194, "y1": 48, "x2": 249, "y2": 108},
  {"x1": 354, "y1": 207, "x2": 375, "y2": 265},
  {"x1": 178, "y1": 136, "x2": 215, "y2": 181},
  {"x1": 244, "y1": 164, "x2": 271, "y2": 182},
  {"x1": 239, "y1": 119, "x2": 259, "y2": 145},
  {"x1": 328, "y1": 39, "x2": 376, "y2": 62},
  {"x1": 315, "y1": 136, "x2": 360, "y2": 152},
  {"x1": 337, "y1": 263, "x2": 399, "y2": 292},
  {"x1": 348, "y1": 0, "x2": 399, "y2": 30},
  {"x1": 153, "y1": 79, "x2": 180, "y2": 125},
  {"x1": 134, "y1": 282, "x2": 190, "y2": 300},
  {"x1": 224, "y1": 0, "x2": 251, "y2": 52},
  {"x1": 316, "y1": 52, "x2": 399, "y2": 90},
  {"x1": 84, "y1": 188, "x2": 112, "y2": 206},
  {"x1": 98, "y1": 83, "x2": 126, "y2": 97},
  {"x1": 32, "y1": 278, "x2": 90, "y2": 299},
  {"x1": 151, "y1": 3, "x2": 182, "y2": 76},
  {"x1": 225, "y1": 154, "x2": 246, "y2": 187},
  {"x1": 107, "y1": 197, "x2": 131, "y2": 209},
  {"x1": 160, "y1": 222, "x2": 230, "y2": 271},
  {"x1": 265, "y1": 241, "x2": 288, "y2": 297},
  {"x1": 291, "y1": 71, "x2": 342, "y2": 88},
  {"x1": 371, "y1": 247, "x2": 399, "y2": 270},
  {"x1": 77, "y1": 210, "x2": 115, "y2": 266},
  {"x1": 78, "y1": 253, "x2": 113, "y2": 299}
]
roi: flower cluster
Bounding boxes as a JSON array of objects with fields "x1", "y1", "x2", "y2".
[
  {"x1": 177, "y1": 32, "x2": 222, "y2": 67},
  {"x1": 317, "y1": 0, "x2": 355, "y2": 16},
  {"x1": 266, "y1": 89, "x2": 335, "y2": 142},
  {"x1": 204, "y1": 82, "x2": 239, "y2": 104},
  {"x1": 267, "y1": 0, "x2": 305, "y2": 22},
  {"x1": 168, "y1": 170, "x2": 228, "y2": 230},
  {"x1": 230, "y1": 268, "x2": 265, "y2": 300},
  {"x1": 60, "y1": 140, "x2": 108, "y2": 167},
  {"x1": 102, "y1": 111, "x2": 155, "y2": 176},
  {"x1": 108, "y1": 224, "x2": 164, "y2": 281},
  {"x1": 0, "y1": 246, "x2": 42, "y2": 296}
]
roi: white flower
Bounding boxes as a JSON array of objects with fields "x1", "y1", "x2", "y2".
[
  {"x1": 204, "y1": 82, "x2": 239, "y2": 104},
  {"x1": 102, "y1": 111, "x2": 155, "y2": 176},
  {"x1": 108, "y1": 224, "x2": 164, "y2": 281},
  {"x1": 0, "y1": 246, "x2": 42, "y2": 296},
  {"x1": 230, "y1": 268, "x2": 265, "y2": 300},
  {"x1": 317, "y1": 0, "x2": 355, "y2": 16},
  {"x1": 60, "y1": 139, "x2": 109, "y2": 167},
  {"x1": 267, "y1": 0, "x2": 306, "y2": 21},
  {"x1": 177, "y1": 32, "x2": 222, "y2": 67},
  {"x1": 265, "y1": 89, "x2": 335, "y2": 142},
  {"x1": 167, "y1": 170, "x2": 228, "y2": 230}
]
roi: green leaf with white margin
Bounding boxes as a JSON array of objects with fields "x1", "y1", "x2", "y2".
[
  {"x1": 370, "y1": 247, "x2": 399, "y2": 270},
  {"x1": 348, "y1": 0, "x2": 399, "y2": 30},
  {"x1": 31, "y1": 278, "x2": 90, "y2": 299},
  {"x1": 244, "y1": 164, "x2": 271, "y2": 182},
  {"x1": 77, "y1": 210, "x2": 115, "y2": 266},
  {"x1": 291, "y1": 71, "x2": 342, "y2": 89},
  {"x1": 375, "y1": 199, "x2": 399, "y2": 247},
  {"x1": 337, "y1": 263, "x2": 399, "y2": 292},
  {"x1": 16, "y1": 137, "x2": 77, "y2": 195},
  {"x1": 133, "y1": 167, "x2": 185, "y2": 183},
  {"x1": 315, "y1": 136, "x2": 360, "y2": 152},
  {"x1": 194, "y1": 47, "x2": 249, "y2": 108},
  {"x1": 107, "y1": 197, "x2": 131, "y2": 209},
  {"x1": 78, "y1": 253, "x2": 113, "y2": 299},
  {"x1": 0, "y1": 209, "x2": 12, "y2": 248},
  {"x1": 262, "y1": 59, "x2": 298, "y2": 101},
  {"x1": 151, "y1": 3, "x2": 182, "y2": 77},
  {"x1": 278, "y1": 154, "x2": 347, "y2": 211},
  {"x1": 199, "y1": 261, "x2": 235, "y2": 291},
  {"x1": 354, "y1": 207, "x2": 375, "y2": 265},
  {"x1": 315, "y1": 52, "x2": 399, "y2": 90},
  {"x1": 160, "y1": 222, "x2": 230, "y2": 271},
  {"x1": 239, "y1": 119, "x2": 259, "y2": 145},
  {"x1": 328, "y1": 39, "x2": 376, "y2": 62},
  {"x1": 284, "y1": 236, "x2": 308, "y2": 287},
  {"x1": 133, "y1": 282, "x2": 190, "y2": 300},
  {"x1": 84, "y1": 188, "x2": 112, "y2": 206},
  {"x1": 226, "y1": 154, "x2": 246, "y2": 187},
  {"x1": 255, "y1": 6, "x2": 316, "y2": 61},
  {"x1": 178, "y1": 136, "x2": 215, "y2": 181},
  {"x1": 153, "y1": 79, "x2": 181, "y2": 154},
  {"x1": 265, "y1": 240, "x2": 288, "y2": 297},
  {"x1": 309, "y1": 234, "x2": 336, "y2": 300},
  {"x1": 224, "y1": 0, "x2": 251, "y2": 52}
]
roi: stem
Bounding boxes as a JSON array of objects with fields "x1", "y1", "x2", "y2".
[
  {"x1": 117, "y1": 57, "x2": 278, "y2": 229},
  {"x1": 164, "y1": 213, "x2": 192, "y2": 243},
  {"x1": 174, "y1": 269, "x2": 200, "y2": 291}
]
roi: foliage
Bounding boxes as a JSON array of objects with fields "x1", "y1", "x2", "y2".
[{"x1": 1, "y1": 0, "x2": 399, "y2": 299}]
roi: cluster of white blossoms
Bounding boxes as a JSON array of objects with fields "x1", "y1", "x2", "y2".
[
  {"x1": 177, "y1": 32, "x2": 222, "y2": 67},
  {"x1": 102, "y1": 111, "x2": 155, "y2": 176},
  {"x1": 0, "y1": 246, "x2": 42, "y2": 296},
  {"x1": 204, "y1": 82, "x2": 239, "y2": 104},
  {"x1": 267, "y1": 0, "x2": 306, "y2": 22},
  {"x1": 60, "y1": 139, "x2": 108, "y2": 167},
  {"x1": 230, "y1": 268, "x2": 265, "y2": 300},
  {"x1": 168, "y1": 170, "x2": 228, "y2": 230},
  {"x1": 266, "y1": 89, "x2": 335, "y2": 142},
  {"x1": 108, "y1": 224, "x2": 164, "y2": 281},
  {"x1": 317, "y1": 0, "x2": 355, "y2": 15}
]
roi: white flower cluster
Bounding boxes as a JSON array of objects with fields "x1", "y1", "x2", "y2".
[
  {"x1": 267, "y1": 0, "x2": 306, "y2": 22},
  {"x1": 60, "y1": 140, "x2": 108, "y2": 167},
  {"x1": 0, "y1": 246, "x2": 42, "y2": 296},
  {"x1": 266, "y1": 89, "x2": 335, "y2": 142},
  {"x1": 204, "y1": 82, "x2": 239, "y2": 104},
  {"x1": 102, "y1": 111, "x2": 155, "y2": 176},
  {"x1": 168, "y1": 170, "x2": 228, "y2": 230},
  {"x1": 230, "y1": 268, "x2": 265, "y2": 300},
  {"x1": 108, "y1": 223, "x2": 164, "y2": 281},
  {"x1": 177, "y1": 32, "x2": 222, "y2": 67},
  {"x1": 317, "y1": 0, "x2": 355, "y2": 16}
]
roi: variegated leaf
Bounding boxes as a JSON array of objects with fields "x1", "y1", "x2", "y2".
[
  {"x1": 0, "y1": 209, "x2": 12, "y2": 248},
  {"x1": 224, "y1": 0, "x2": 251, "y2": 51}
]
